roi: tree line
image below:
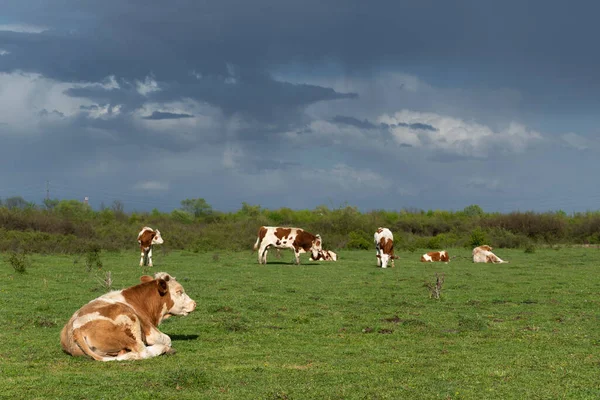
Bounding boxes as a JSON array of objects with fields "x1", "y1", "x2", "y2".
[{"x1": 0, "y1": 196, "x2": 599, "y2": 254}]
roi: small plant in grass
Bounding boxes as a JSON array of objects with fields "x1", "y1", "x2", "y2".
[
  {"x1": 95, "y1": 271, "x2": 113, "y2": 291},
  {"x1": 85, "y1": 244, "x2": 103, "y2": 271},
  {"x1": 7, "y1": 250, "x2": 30, "y2": 274},
  {"x1": 524, "y1": 244, "x2": 536, "y2": 254},
  {"x1": 424, "y1": 272, "x2": 445, "y2": 300}
]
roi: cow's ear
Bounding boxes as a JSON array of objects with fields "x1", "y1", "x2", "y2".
[
  {"x1": 140, "y1": 275, "x2": 153, "y2": 283},
  {"x1": 315, "y1": 240, "x2": 321, "y2": 247},
  {"x1": 157, "y1": 279, "x2": 169, "y2": 296}
]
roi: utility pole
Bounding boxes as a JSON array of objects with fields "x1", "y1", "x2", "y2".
[{"x1": 46, "y1": 180, "x2": 50, "y2": 201}]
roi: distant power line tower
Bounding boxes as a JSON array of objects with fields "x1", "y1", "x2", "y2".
[{"x1": 46, "y1": 180, "x2": 50, "y2": 201}]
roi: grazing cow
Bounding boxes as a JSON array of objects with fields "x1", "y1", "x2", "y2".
[
  {"x1": 472, "y1": 245, "x2": 508, "y2": 264},
  {"x1": 374, "y1": 227, "x2": 399, "y2": 268},
  {"x1": 137, "y1": 226, "x2": 164, "y2": 267},
  {"x1": 253, "y1": 226, "x2": 322, "y2": 265},
  {"x1": 60, "y1": 272, "x2": 196, "y2": 361},
  {"x1": 310, "y1": 249, "x2": 337, "y2": 261},
  {"x1": 421, "y1": 250, "x2": 450, "y2": 262}
]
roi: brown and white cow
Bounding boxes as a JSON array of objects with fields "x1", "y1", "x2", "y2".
[
  {"x1": 374, "y1": 227, "x2": 399, "y2": 268},
  {"x1": 421, "y1": 250, "x2": 450, "y2": 262},
  {"x1": 60, "y1": 272, "x2": 196, "y2": 361},
  {"x1": 138, "y1": 226, "x2": 164, "y2": 267},
  {"x1": 472, "y1": 245, "x2": 508, "y2": 264},
  {"x1": 309, "y1": 249, "x2": 337, "y2": 261},
  {"x1": 253, "y1": 226, "x2": 322, "y2": 265}
]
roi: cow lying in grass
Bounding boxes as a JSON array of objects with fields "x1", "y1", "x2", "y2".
[
  {"x1": 60, "y1": 272, "x2": 196, "y2": 361},
  {"x1": 310, "y1": 250, "x2": 337, "y2": 261},
  {"x1": 472, "y1": 245, "x2": 508, "y2": 264},
  {"x1": 421, "y1": 250, "x2": 449, "y2": 262}
]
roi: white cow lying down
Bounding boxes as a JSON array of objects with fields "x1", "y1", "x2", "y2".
[
  {"x1": 309, "y1": 250, "x2": 337, "y2": 261},
  {"x1": 472, "y1": 245, "x2": 508, "y2": 263}
]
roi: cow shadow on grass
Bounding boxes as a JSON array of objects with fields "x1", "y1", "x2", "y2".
[
  {"x1": 261, "y1": 261, "x2": 323, "y2": 266},
  {"x1": 170, "y1": 334, "x2": 199, "y2": 341}
]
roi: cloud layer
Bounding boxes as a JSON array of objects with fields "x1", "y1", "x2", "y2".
[{"x1": 0, "y1": 1, "x2": 598, "y2": 213}]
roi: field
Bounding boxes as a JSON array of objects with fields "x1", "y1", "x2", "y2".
[{"x1": 1, "y1": 247, "x2": 599, "y2": 399}]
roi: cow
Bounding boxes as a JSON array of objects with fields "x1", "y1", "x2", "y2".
[
  {"x1": 472, "y1": 245, "x2": 508, "y2": 264},
  {"x1": 374, "y1": 227, "x2": 399, "y2": 268},
  {"x1": 253, "y1": 226, "x2": 322, "y2": 265},
  {"x1": 421, "y1": 250, "x2": 450, "y2": 262},
  {"x1": 60, "y1": 272, "x2": 196, "y2": 361},
  {"x1": 310, "y1": 249, "x2": 337, "y2": 261},
  {"x1": 137, "y1": 226, "x2": 164, "y2": 267}
]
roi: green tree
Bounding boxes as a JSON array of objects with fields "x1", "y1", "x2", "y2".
[
  {"x1": 4, "y1": 196, "x2": 28, "y2": 210},
  {"x1": 180, "y1": 198, "x2": 213, "y2": 218},
  {"x1": 463, "y1": 204, "x2": 484, "y2": 217},
  {"x1": 43, "y1": 198, "x2": 60, "y2": 210}
]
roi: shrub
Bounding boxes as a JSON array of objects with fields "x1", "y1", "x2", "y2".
[
  {"x1": 469, "y1": 227, "x2": 488, "y2": 248},
  {"x1": 346, "y1": 230, "x2": 371, "y2": 250},
  {"x1": 84, "y1": 244, "x2": 103, "y2": 271},
  {"x1": 7, "y1": 250, "x2": 30, "y2": 273}
]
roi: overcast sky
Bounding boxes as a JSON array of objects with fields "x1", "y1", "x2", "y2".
[{"x1": 1, "y1": 1, "x2": 599, "y2": 213}]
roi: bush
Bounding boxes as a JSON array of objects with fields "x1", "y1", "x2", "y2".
[
  {"x1": 346, "y1": 230, "x2": 371, "y2": 250},
  {"x1": 7, "y1": 250, "x2": 30, "y2": 273},
  {"x1": 84, "y1": 244, "x2": 103, "y2": 271},
  {"x1": 469, "y1": 227, "x2": 488, "y2": 248}
]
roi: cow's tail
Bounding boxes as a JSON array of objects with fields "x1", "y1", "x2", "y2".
[
  {"x1": 252, "y1": 236, "x2": 261, "y2": 252},
  {"x1": 72, "y1": 328, "x2": 111, "y2": 362}
]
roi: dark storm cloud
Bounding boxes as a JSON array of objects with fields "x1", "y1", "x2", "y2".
[
  {"x1": 4, "y1": 0, "x2": 600, "y2": 116},
  {"x1": 2, "y1": 0, "x2": 600, "y2": 213},
  {"x1": 142, "y1": 111, "x2": 194, "y2": 120},
  {"x1": 333, "y1": 115, "x2": 436, "y2": 132}
]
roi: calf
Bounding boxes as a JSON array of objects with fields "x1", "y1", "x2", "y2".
[
  {"x1": 60, "y1": 272, "x2": 196, "y2": 361},
  {"x1": 374, "y1": 227, "x2": 399, "y2": 268},
  {"x1": 472, "y1": 245, "x2": 508, "y2": 263},
  {"x1": 137, "y1": 226, "x2": 164, "y2": 267},
  {"x1": 253, "y1": 226, "x2": 322, "y2": 265},
  {"x1": 310, "y1": 249, "x2": 337, "y2": 261},
  {"x1": 421, "y1": 250, "x2": 450, "y2": 262}
]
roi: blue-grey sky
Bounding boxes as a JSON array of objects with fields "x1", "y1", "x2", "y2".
[{"x1": 1, "y1": 1, "x2": 599, "y2": 213}]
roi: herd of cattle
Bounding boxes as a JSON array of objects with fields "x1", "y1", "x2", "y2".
[
  {"x1": 252, "y1": 225, "x2": 507, "y2": 267},
  {"x1": 60, "y1": 225, "x2": 507, "y2": 361}
]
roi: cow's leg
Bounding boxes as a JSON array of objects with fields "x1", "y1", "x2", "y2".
[
  {"x1": 140, "y1": 249, "x2": 145, "y2": 266},
  {"x1": 145, "y1": 327, "x2": 172, "y2": 347},
  {"x1": 258, "y1": 243, "x2": 269, "y2": 264},
  {"x1": 294, "y1": 250, "x2": 300, "y2": 265},
  {"x1": 147, "y1": 245, "x2": 153, "y2": 267},
  {"x1": 376, "y1": 252, "x2": 382, "y2": 267}
]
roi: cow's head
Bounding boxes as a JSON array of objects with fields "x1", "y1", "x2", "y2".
[
  {"x1": 376, "y1": 253, "x2": 399, "y2": 268},
  {"x1": 152, "y1": 230, "x2": 164, "y2": 245},
  {"x1": 310, "y1": 234, "x2": 323, "y2": 260},
  {"x1": 147, "y1": 272, "x2": 196, "y2": 316}
]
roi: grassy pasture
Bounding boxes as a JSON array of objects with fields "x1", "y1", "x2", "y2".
[{"x1": 1, "y1": 247, "x2": 599, "y2": 399}]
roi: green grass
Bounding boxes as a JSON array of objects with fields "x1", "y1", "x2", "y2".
[{"x1": 1, "y1": 247, "x2": 599, "y2": 399}]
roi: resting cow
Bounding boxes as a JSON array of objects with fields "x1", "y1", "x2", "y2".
[
  {"x1": 472, "y1": 245, "x2": 508, "y2": 263},
  {"x1": 309, "y1": 249, "x2": 337, "y2": 261},
  {"x1": 253, "y1": 226, "x2": 322, "y2": 265},
  {"x1": 421, "y1": 250, "x2": 450, "y2": 262},
  {"x1": 374, "y1": 227, "x2": 399, "y2": 268},
  {"x1": 137, "y1": 226, "x2": 164, "y2": 267},
  {"x1": 60, "y1": 272, "x2": 196, "y2": 361}
]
